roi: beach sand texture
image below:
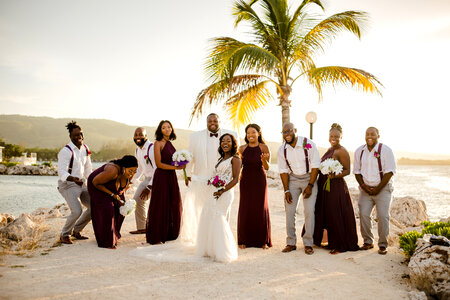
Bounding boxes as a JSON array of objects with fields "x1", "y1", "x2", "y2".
[{"x1": 0, "y1": 183, "x2": 412, "y2": 299}]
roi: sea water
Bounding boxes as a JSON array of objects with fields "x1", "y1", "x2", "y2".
[{"x1": 0, "y1": 165, "x2": 449, "y2": 221}]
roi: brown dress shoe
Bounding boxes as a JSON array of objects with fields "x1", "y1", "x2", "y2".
[
  {"x1": 60, "y1": 235, "x2": 73, "y2": 244},
  {"x1": 359, "y1": 243, "x2": 374, "y2": 250},
  {"x1": 72, "y1": 232, "x2": 89, "y2": 240},
  {"x1": 378, "y1": 247, "x2": 387, "y2": 255},
  {"x1": 304, "y1": 246, "x2": 314, "y2": 255},
  {"x1": 129, "y1": 229, "x2": 146, "y2": 234},
  {"x1": 282, "y1": 245, "x2": 296, "y2": 252}
]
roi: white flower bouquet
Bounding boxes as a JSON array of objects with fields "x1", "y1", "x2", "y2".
[
  {"x1": 319, "y1": 158, "x2": 343, "y2": 192},
  {"x1": 172, "y1": 150, "x2": 193, "y2": 180},
  {"x1": 119, "y1": 199, "x2": 136, "y2": 216}
]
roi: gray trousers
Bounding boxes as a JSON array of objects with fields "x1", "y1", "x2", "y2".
[
  {"x1": 358, "y1": 184, "x2": 392, "y2": 248},
  {"x1": 57, "y1": 180, "x2": 91, "y2": 236},
  {"x1": 285, "y1": 174, "x2": 318, "y2": 247},
  {"x1": 133, "y1": 176, "x2": 152, "y2": 230}
]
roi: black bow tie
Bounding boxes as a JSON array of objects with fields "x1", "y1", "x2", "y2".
[{"x1": 210, "y1": 133, "x2": 218, "y2": 138}]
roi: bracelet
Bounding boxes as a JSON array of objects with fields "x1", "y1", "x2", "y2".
[
  {"x1": 146, "y1": 186, "x2": 152, "y2": 191},
  {"x1": 110, "y1": 193, "x2": 115, "y2": 197},
  {"x1": 284, "y1": 190, "x2": 290, "y2": 194},
  {"x1": 308, "y1": 183, "x2": 314, "y2": 187}
]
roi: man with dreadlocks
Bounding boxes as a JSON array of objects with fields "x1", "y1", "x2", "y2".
[{"x1": 57, "y1": 121, "x2": 92, "y2": 244}]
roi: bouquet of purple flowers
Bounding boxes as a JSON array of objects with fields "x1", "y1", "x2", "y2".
[{"x1": 207, "y1": 175, "x2": 227, "y2": 189}]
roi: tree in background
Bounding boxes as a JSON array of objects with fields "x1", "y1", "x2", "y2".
[{"x1": 191, "y1": 0, "x2": 382, "y2": 129}]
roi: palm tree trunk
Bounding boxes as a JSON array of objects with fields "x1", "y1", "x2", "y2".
[{"x1": 280, "y1": 85, "x2": 292, "y2": 127}]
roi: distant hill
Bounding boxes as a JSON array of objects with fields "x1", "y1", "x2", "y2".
[{"x1": 0, "y1": 114, "x2": 192, "y2": 151}]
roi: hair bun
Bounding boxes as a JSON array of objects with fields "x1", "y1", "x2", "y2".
[{"x1": 330, "y1": 123, "x2": 342, "y2": 133}]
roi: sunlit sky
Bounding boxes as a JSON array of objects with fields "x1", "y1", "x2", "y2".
[{"x1": 1, "y1": 0, "x2": 450, "y2": 157}]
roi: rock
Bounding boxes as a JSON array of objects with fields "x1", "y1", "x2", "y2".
[
  {"x1": 0, "y1": 164, "x2": 7, "y2": 174},
  {"x1": 408, "y1": 237, "x2": 450, "y2": 299},
  {"x1": 408, "y1": 290, "x2": 427, "y2": 300},
  {"x1": 0, "y1": 213, "x2": 37, "y2": 241},
  {"x1": 6, "y1": 165, "x2": 20, "y2": 175},
  {"x1": 390, "y1": 197, "x2": 428, "y2": 227},
  {"x1": 0, "y1": 213, "x2": 16, "y2": 227}
]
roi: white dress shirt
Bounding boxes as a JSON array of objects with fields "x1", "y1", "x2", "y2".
[
  {"x1": 353, "y1": 142, "x2": 396, "y2": 186},
  {"x1": 57, "y1": 141, "x2": 92, "y2": 182},
  {"x1": 277, "y1": 136, "x2": 320, "y2": 176},
  {"x1": 206, "y1": 130, "x2": 221, "y2": 171},
  {"x1": 133, "y1": 140, "x2": 156, "y2": 182}
]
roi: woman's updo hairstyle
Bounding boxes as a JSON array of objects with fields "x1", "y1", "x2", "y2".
[{"x1": 330, "y1": 123, "x2": 342, "y2": 134}]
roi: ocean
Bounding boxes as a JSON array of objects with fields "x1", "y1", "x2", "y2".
[{"x1": 0, "y1": 164, "x2": 448, "y2": 221}]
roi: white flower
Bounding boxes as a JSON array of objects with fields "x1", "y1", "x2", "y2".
[
  {"x1": 319, "y1": 158, "x2": 343, "y2": 176},
  {"x1": 172, "y1": 150, "x2": 193, "y2": 164},
  {"x1": 119, "y1": 199, "x2": 136, "y2": 216}
]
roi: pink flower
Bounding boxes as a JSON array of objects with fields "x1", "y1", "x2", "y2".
[{"x1": 374, "y1": 151, "x2": 380, "y2": 158}]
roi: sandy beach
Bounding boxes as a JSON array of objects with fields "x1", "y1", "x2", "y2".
[{"x1": 0, "y1": 182, "x2": 414, "y2": 299}]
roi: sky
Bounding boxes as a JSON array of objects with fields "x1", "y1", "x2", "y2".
[{"x1": 1, "y1": 0, "x2": 450, "y2": 157}]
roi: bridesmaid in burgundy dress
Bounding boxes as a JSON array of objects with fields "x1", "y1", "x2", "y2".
[
  {"x1": 88, "y1": 155, "x2": 137, "y2": 249},
  {"x1": 238, "y1": 124, "x2": 272, "y2": 249},
  {"x1": 146, "y1": 120, "x2": 185, "y2": 244},
  {"x1": 313, "y1": 123, "x2": 359, "y2": 254}
]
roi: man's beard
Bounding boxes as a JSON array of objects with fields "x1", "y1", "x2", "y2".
[{"x1": 134, "y1": 138, "x2": 147, "y2": 147}]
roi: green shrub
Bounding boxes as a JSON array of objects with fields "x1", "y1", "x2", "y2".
[
  {"x1": 399, "y1": 231, "x2": 423, "y2": 257},
  {"x1": 41, "y1": 161, "x2": 53, "y2": 167},
  {"x1": 399, "y1": 221, "x2": 450, "y2": 257},
  {"x1": 1, "y1": 162, "x2": 19, "y2": 167},
  {"x1": 421, "y1": 221, "x2": 450, "y2": 238}
]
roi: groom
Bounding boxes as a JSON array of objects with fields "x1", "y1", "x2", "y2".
[
  {"x1": 277, "y1": 122, "x2": 320, "y2": 255},
  {"x1": 183, "y1": 113, "x2": 237, "y2": 243}
]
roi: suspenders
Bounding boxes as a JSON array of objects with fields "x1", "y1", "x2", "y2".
[
  {"x1": 135, "y1": 143, "x2": 154, "y2": 167},
  {"x1": 283, "y1": 137, "x2": 310, "y2": 174},
  {"x1": 65, "y1": 144, "x2": 90, "y2": 174},
  {"x1": 360, "y1": 143, "x2": 383, "y2": 181}
]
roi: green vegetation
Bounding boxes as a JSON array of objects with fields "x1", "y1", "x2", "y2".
[
  {"x1": 191, "y1": 0, "x2": 382, "y2": 129},
  {"x1": 1, "y1": 162, "x2": 19, "y2": 167},
  {"x1": 399, "y1": 221, "x2": 450, "y2": 257}
]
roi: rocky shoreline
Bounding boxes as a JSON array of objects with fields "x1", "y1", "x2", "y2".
[{"x1": 0, "y1": 164, "x2": 57, "y2": 176}]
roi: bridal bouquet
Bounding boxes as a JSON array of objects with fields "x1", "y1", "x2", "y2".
[
  {"x1": 119, "y1": 199, "x2": 136, "y2": 216},
  {"x1": 172, "y1": 150, "x2": 193, "y2": 180},
  {"x1": 319, "y1": 158, "x2": 343, "y2": 192},
  {"x1": 207, "y1": 175, "x2": 227, "y2": 189}
]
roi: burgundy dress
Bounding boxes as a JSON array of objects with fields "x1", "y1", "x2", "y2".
[
  {"x1": 88, "y1": 164, "x2": 125, "y2": 248},
  {"x1": 313, "y1": 147, "x2": 359, "y2": 252},
  {"x1": 238, "y1": 145, "x2": 272, "y2": 248},
  {"x1": 146, "y1": 141, "x2": 182, "y2": 244}
]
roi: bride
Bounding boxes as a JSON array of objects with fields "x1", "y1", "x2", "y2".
[
  {"x1": 130, "y1": 133, "x2": 240, "y2": 263},
  {"x1": 195, "y1": 133, "x2": 241, "y2": 262}
]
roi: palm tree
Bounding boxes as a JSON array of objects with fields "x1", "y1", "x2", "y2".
[{"x1": 190, "y1": 0, "x2": 382, "y2": 129}]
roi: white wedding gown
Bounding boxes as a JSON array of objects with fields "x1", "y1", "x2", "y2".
[
  {"x1": 195, "y1": 157, "x2": 238, "y2": 262},
  {"x1": 130, "y1": 157, "x2": 237, "y2": 263}
]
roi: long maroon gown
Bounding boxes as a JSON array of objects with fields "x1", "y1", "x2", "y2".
[
  {"x1": 146, "y1": 141, "x2": 182, "y2": 244},
  {"x1": 88, "y1": 164, "x2": 125, "y2": 248},
  {"x1": 238, "y1": 145, "x2": 272, "y2": 248},
  {"x1": 313, "y1": 147, "x2": 359, "y2": 252}
]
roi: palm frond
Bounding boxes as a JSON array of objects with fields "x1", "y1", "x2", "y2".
[
  {"x1": 308, "y1": 66, "x2": 383, "y2": 100},
  {"x1": 205, "y1": 37, "x2": 280, "y2": 82},
  {"x1": 290, "y1": 0, "x2": 324, "y2": 27},
  {"x1": 190, "y1": 75, "x2": 274, "y2": 125},
  {"x1": 299, "y1": 11, "x2": 368, "y2": 57},
  {"x1": 225, "y1": 80, "x2": 274, "y2": 129}
]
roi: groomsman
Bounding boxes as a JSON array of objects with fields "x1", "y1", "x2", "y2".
[
  {"x1": 277, "y1": 122, "x2": 320, "y2": 255},
  {"x1": 183, "y1": 113, "x2": 237, "y2": 243},
  {"x1": 130, "y1": 127, "x2": 155, "y2": 234},
  {"x1": 57, "y1": 121, "x2": 92, "y2": 244},
  {"x1": 354, "y1": 127, "x2": 396, "y2": 255}
]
